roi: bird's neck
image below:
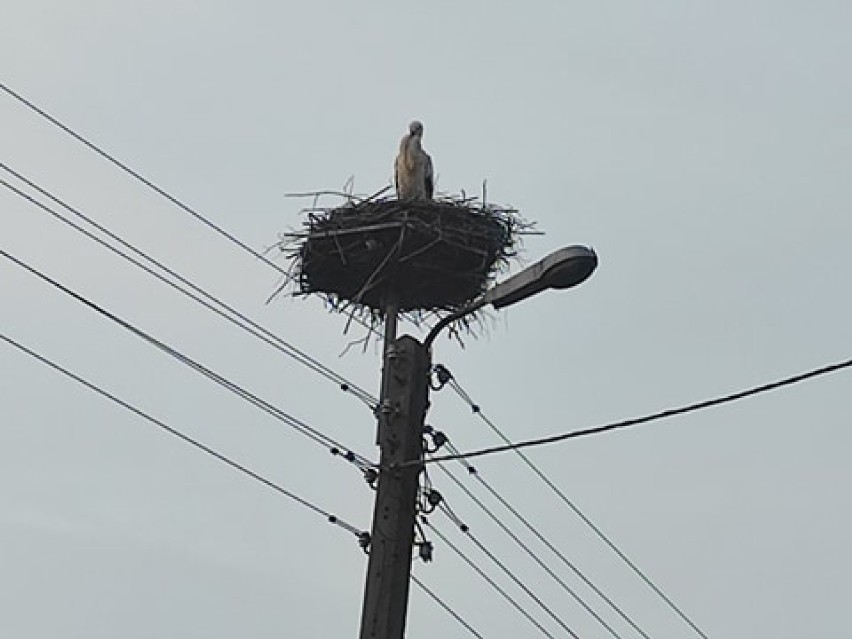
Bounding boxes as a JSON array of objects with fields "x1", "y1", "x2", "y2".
[
  {"x1": 407, "y1": 134, "x2": 422, "y2": 151},
  {"x1": 402, "y1": 135, "x2": 422, "y2": 169}
]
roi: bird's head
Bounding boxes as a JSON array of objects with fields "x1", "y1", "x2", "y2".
[{"x1": 408, "y1": 120, "x2": 424, "y2": 137}]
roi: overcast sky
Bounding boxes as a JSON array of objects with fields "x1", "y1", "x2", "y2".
[{"x1": 2, "y1": 1, "x2": 851, "y2": 637}]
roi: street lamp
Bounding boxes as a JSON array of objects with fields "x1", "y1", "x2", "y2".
[
  {"x1": 424, "y1": 245, "x2": 598, "y2": 347},
  {"x1": 360, "y1": 244, "x2": 597, "y2": 639}
]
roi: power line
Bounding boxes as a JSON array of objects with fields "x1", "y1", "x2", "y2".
[
  {"x1": 434, "y1": 451, "x2": 640, "y2": 639},
  {"x1": 455, "y1": 429, "x2": 698, "y2": 639},
  {"x1": 424, "y1": 522, "x2": 558, "y2": 639},
  {"x1": 441, "y1": 375, "x2": 713, "y2": 638},
  {"x1": 0, "y1": 248, "x2": 373, "y2": 469},
  {"x1": 0, "y1": 164, "x2": 378, "y2": 407},
  {"x1": 435, "y1": 505, "x2": 581, "y2": 639},
  {"x1": 410, "y1": 574, "x2": 485, "y2": 639},
  {"x1": 0, "y1": 331, "x2": 365, "y2": 539},
  {"x1": 436, "y1": 358, "x2": 852, "y2": 630},
  {"x1": 0, "y1": 82, "x2": 380, "y2": 336},
  {"x1": 3, "y1": 329, "x2": 493, "y2": 638},
  {"x1": 0, "y1": 82, "x2": 288, "y2": 276},
  {"x1": 427, "y1": 358, "x2": 852, "y2": 461}
]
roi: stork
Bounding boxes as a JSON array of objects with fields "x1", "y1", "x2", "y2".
[{"x1": 394, "y1": 120, "x2": 434, "y2": 200}]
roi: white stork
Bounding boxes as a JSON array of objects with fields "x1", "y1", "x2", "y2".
[{"x1": 394, "y1": 120, "x2": 434, "y2": 200}]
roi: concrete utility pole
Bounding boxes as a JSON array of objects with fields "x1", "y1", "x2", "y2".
[{"x1": 359, "y1": 309, "x2": 430, "y2": 639}]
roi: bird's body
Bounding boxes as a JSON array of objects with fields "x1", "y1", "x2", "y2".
[{"x1": 394, "y1": 121, "x2": 434, "y2": 200}]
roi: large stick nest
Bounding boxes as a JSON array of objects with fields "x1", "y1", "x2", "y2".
[{"x1": 276, "y1": 190, "x2": 534, "y2": 331}]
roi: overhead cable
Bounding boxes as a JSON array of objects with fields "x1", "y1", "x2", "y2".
[
  {"x1": 0, "y1": 332, "x2": 365, "y2": 539},
  {"x1": 0, "y1": 83, "x2": 287, "y2": 275},
  {"x1": 424, "y1": 521, "x2": 558, "y2": 639},
  {"x1": 434, "y1": 451, "x2": 641, "y2": 639},
  {"x1": 0, "y1": 82, "x2": 379, "y2": 336},
  {"x1": 436, "y1": 505, "x2": 581, "y2": 639},
  {"x1": 0, "y1": 248, "x2": 372, "y2": 469},
  {"x1": 438, "y1": 358, "x2": 849, "y2": 634},
  {"x1": 428, "y1": 360, "x2": 851, "y2": 461},
  {"x1": 437, "y1": 368, "x2": 851, "y2": 639},
  {"x1": 411, "y1": 574, "x2": 485, "y2": 639},
  {"x1": 0, "y1": 165, "x2": 377, "y2": 407}
]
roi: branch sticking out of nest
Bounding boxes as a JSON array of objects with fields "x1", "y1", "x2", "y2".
[{"x1": 275, "y1": 191, "x2": 537, "y2": 337}]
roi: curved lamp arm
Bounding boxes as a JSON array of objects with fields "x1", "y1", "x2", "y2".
[{"x1": 424, "y1": 245, "x2": 598, "y2": 348}]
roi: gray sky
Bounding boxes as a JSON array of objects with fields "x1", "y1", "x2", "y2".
[{"x1": 2, "y1": 1, "x2": 851, "y2": 637}]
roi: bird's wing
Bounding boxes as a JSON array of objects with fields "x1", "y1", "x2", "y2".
[
  {"x1": 423, "y1": 152, "x2": 434, "y2": 199},
  {"x1": 394, "y1": 153, "x2": 402, "y2": 196}
]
